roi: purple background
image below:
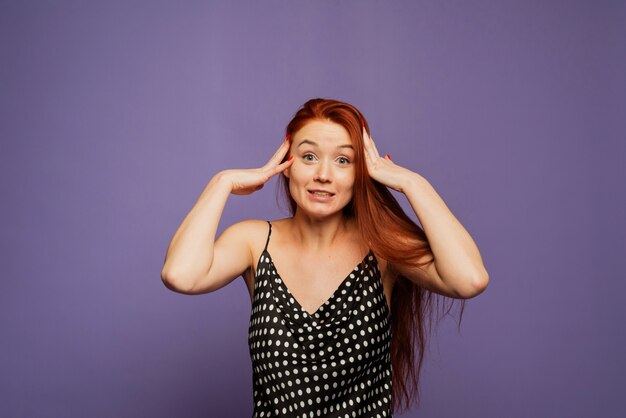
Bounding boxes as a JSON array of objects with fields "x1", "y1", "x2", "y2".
[{"x1": 1, "y1": 1, "x2": 624, "y2": 417}]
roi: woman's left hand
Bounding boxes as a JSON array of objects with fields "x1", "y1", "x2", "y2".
[{"x1": 362, "y1": 127, "x2": 418, "y2": 193}]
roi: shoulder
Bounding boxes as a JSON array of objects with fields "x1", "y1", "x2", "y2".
[
  {"x1": 265, "y1": 217, "x2": 291, "y2": 234},
  {"x1": 231, "y1": 218, "x2": 290, "y2": 229},
  {"x1": 220, "y1": 220, "x2": 271, "y2": 285},
  {"x1": 223, "y1": 218, "x2": 292, "y2": 255},
  {"x1": 226, "y1": 219, "x2": 270, "y2": 233},
  {"x1": 222, "y1": 219, "x2": 271, "y2": 249},
  {"x1": 233, "y1": 219, "x2": 287, "y2": 290}
]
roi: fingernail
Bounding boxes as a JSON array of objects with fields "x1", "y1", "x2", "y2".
[
  {"x1": 361, "y1": 119, "x2": 365, "y2": 128},
  {"x1": 287, "y1": 155, "x2": 293, "y2": 161},
  {"x1": 385, "y1": 154, "x2": 391, "y2": 160},
  {"x1": 285, "y1": 133, "x2": 291, "y2": 142}
]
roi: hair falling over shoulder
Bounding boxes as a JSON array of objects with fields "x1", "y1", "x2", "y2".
[{"x1": 278, "y1": 98, "x2": 466, "y2": 413}]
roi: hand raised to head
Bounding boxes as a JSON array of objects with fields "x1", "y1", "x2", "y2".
[
  {"x1": 222, "y1": 137, "x2": 294, "y2": 195},
  {"x1": 362, "y1": 126, "x2": 414, "y2": 193}
]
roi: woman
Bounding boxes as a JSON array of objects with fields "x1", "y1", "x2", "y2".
[{"x1": 161, "y1": 98, "x2": 489, "y2": 417}]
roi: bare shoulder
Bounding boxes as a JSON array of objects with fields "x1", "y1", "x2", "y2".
[
  {"x1": 226, "y1": 218, "x2": 269, "y2": 236},
  {"x1": 171, "y1": 219, "x2": 273, "y2": 295},
  {"x1": 264, "y1": 217, "x2": 291, "y2": 236},
  {"x1": 223, "y1": 218, "x2": 271, "y2": 254},
  {"x1": 246, "y1": 217, "x2": 292, "y2": 268},
  {"x1": 235, "y1": 218, "x2": 282, "y2": 299}
]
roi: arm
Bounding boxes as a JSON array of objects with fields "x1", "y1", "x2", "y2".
[
  {"x1": 399, "y1": 174, "x2": 489, "y2": 298},
  {"x1": 160, "y1": 173, "x2": 245, "y2": 294},
  {"x1": 362, "y1": 128, "x2": 489, "y2": 299},
  {"x1": 161, "y1": 138, "x2": 293, "y2": 294}
]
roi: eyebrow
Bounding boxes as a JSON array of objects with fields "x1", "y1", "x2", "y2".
[{"x1": 296, "y1": 139, "x2": 354, "y2": 150}]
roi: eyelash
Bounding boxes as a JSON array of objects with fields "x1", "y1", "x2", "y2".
[{"x1": 302, "y1": 153, "x2": 351, "y2": 164}]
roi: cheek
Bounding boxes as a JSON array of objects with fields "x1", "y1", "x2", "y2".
[
  {"x1": 286, "y1": 163, "x2": 300, "y2": 180},
  {"x1": 339, "y1": 169, "x2": 356, "y2": 188},
  {"x1": 289, "y1": 162, "x2": 315, "y2": 180},
  {"x1": 287, "y1": 165, "x2": 306, "y2": 190}
]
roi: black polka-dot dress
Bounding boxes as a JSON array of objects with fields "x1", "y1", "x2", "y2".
[{"x1": 248, "y1": 221, "x2": 393, "y2": 417}]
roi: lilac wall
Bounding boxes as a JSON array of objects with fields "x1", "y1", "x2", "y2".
[{"x1": 1, "y1": 1, "x2": 624, "y2": 417}]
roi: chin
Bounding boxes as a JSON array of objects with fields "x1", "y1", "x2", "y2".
[{"x1": 296, "y1": 201, "x2": 352, "y2": 219}]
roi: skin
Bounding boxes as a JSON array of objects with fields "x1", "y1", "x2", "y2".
[
  {"x1": 244, "y1": 120, "x2": 395, "y2": 313},
  {"x1": 284, "y1": 121, "x2": 356, "y2": 223},
  {"x1": 161, "y1": 118, "x2": 489, "y2": 310}
]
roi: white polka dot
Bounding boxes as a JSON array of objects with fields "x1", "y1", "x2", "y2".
[{"x1": 249, "y1": 246, "x2": 391, "y2": 415}]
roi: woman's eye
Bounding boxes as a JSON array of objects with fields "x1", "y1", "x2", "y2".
[
  {"x1": 337, "y1": 157, "x2": 350, "y2": 164},
  {"x1": 303, "y1": 154, "x2": 315, "y2": 161}
]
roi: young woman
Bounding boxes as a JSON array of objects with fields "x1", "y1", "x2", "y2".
[{"x1": 161, "y1": 98, "x2": 489, "y2": 417}]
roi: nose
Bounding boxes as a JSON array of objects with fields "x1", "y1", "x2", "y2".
[{"x1": 314, "y1": 159, "x2": 332, "y2": 183}]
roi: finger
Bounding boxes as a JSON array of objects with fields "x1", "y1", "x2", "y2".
[
  {"x1": 362, "y1": 127, "x2": 378, "y2": 157},
  {"x1": 273, "y1": 138, "x2": 291, "y2": 162},
  {"x1": 366, "y1": 129, "x2": 382, "y2": 158},
  {"x1": 263, "y1": 139, "x2": 291, "y2": 169},
  {"x1": 362, "y1": 127, "x2": 379, "y2": 165},
  {"x1": 273, "y1": 155, "x2": 294, "y2": 174},
  {"x1": 261, "y1": 154, "x2": 293, "y2": 180}
]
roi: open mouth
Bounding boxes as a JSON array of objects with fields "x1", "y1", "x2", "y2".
[{"x1": 308, "y1": 190, "x2": 335, "y2": 197}]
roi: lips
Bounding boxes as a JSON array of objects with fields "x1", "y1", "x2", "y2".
[{"x1": 308, "y1": 189, "x2": 335, "y2": 197}]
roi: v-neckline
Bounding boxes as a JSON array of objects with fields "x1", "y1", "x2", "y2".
[{"x1": 262, "y1": 249, "x2": 370, "y2": 317}]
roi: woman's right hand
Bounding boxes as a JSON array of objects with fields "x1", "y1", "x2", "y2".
[{"x1": 220, "y1": 138, "x2": 293, "y2": 195}]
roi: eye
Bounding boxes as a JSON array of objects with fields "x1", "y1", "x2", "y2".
[
  {"x1": 302, "y1": 153, "x2": 316, "y2": 161},
  {"x1": 337, "y1": 156, "x2": 351, "y2": 164}
]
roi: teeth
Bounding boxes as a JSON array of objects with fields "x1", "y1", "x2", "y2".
[{"x1": 312, "y1": 192, "x2": 331, "y2": 196}]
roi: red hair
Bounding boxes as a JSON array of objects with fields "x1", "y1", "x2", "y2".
[{"x1": 278, "y1": 98, "x2": 466, "y2": 413}]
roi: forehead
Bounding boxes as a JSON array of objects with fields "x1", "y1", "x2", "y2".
[{"x1": 294, "y1": 120, "x2": 351, "y2": 145}]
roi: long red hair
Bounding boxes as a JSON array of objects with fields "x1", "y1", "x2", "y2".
[{"x1": 278, "y1": 98, "x2": 466, "y2": 413}]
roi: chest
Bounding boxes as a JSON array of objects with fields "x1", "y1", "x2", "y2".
[
  {"x1": 247, "y1": 252, "x2": 393, "y2": 415},
  {"x1": 270, "y1": 251, "x2": 367, "y2": 315},
  {"x1": 247, "y1": 253, "x2": 394, "y2": 315},
  {"x1": 286, "y1": 256, "x2": 362, "y2": 312}
]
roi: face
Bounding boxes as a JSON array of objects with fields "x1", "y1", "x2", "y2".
[{"x1": 284, "y1": 120, "x2": 355, "y2": 219}]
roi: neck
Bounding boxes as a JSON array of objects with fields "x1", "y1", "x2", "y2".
[{"x1": 289, "y1": 210, "x2": 354, "y2": 252}]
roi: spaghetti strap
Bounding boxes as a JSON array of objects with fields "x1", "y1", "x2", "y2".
[{"x1": 262, "y1": 221, "x2": 272, "y2": 252}]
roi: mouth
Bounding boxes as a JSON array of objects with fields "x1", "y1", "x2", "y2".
[{"x1": 308, "y1": 189, "x2": 335, "y2": 197}]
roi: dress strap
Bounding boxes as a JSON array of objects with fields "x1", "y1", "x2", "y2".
[{"x1": 263, "y1": 221, "x2": 272, "y2": 252}]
